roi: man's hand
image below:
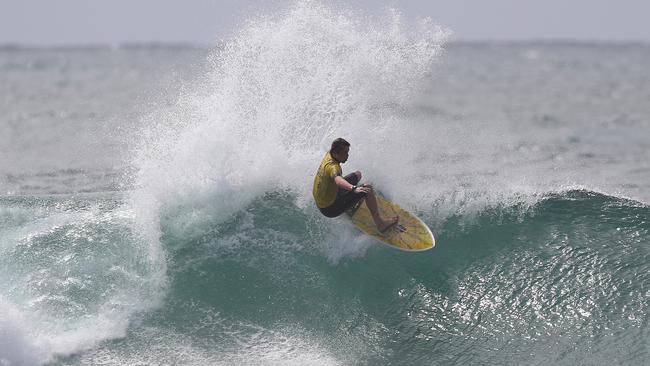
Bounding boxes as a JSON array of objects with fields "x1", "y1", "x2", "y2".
[{"x1": 355, "y1": 184, "x2": 372, "y2": 194}]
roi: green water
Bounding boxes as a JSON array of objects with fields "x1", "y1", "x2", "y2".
[{"x1": 1, "y1": 189, "x2": 640, "y2": 365}]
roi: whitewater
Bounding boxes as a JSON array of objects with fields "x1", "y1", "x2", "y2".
[{"x1": 1, "y1": 1, "x2": 649, "y2": 365}]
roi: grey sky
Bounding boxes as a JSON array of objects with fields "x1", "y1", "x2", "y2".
[{"x1": 2, "y1": 0, "x2": 649, "y2": 45}]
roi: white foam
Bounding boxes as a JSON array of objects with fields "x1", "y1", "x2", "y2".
[
  {"x1": 0, "y1": 298, "x2": 43, "y2": 366},
  {"x1": 0, "y1": 201, "x2": 167, "y2": 364},
  {"x1": 321, "y1": 218, "x2": 374, "y2": 264},
  {"x1": 71, "y1": 322, "x2": 342, "y2": 366},
  {"x1": 130, "y1": 0, "x2": 450, "y2": 237},
  {"x1": 129, "y1": 1, "x2": 586, "y2": 262}
]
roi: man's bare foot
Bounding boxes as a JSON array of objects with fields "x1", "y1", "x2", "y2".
[{"x1": 378, "y1": 216, "x2": 399, "y2": 233}]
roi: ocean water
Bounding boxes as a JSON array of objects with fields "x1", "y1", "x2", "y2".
[{"x1": 1, "y1": 2, "x2": 650, "y2": 365}]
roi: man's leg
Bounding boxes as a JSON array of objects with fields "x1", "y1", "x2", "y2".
[
  {"x1": 341, "y1": 172, "x2": 398, "y2": 231},
  {"x1": 362, "y1": 185, "x2": 398, "y2": 232},
  {"x1": 342, "y1": 172, "x2": 361, "y2": 186}
]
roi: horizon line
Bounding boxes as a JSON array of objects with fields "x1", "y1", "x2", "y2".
[{"x1": 1, "y1": 39, "x2": 649, "y2": 51}]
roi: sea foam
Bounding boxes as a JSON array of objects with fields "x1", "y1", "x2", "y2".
[{"x1": 131, "y1": 0, "x2": 450, "y2": 237}]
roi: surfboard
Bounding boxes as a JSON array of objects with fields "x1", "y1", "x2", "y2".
[{"x1": 346, "y1": 193, "x2": 435, "y2": 252}]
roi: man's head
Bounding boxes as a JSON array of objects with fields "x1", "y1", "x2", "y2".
[{"x1": 330, "y1": 138, "x2": 350, "y2": 163}]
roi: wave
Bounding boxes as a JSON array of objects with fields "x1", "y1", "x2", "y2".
[
  {"x1": 0, "y1": 194, "x2": 166, "y2": 364},
  {"x1": 1, "y1": 184, "x2": 648, "y2": 365},
  {"x1": 159, "y1": 187, "x2": 649, "y2": 259},
  {"x1": 153, "y1": 188, "x2": 649, "y2": 364}
]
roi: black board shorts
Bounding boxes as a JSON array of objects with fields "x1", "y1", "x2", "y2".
[{"x1": 319, "y1": 173, "x2": 366, "y2": 218}]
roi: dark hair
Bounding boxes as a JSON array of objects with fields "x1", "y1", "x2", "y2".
[{"x1": 330, "y1": 138, "x2": 350, "y2": 154}]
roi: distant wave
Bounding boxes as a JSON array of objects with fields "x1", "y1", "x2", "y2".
[{"x1": 0, "y1": 42, "x2": 204, "y2": 51}]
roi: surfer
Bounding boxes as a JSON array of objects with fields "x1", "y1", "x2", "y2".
[{"x1": 313, "y1": 138, "x2": 398, "y2": 232}]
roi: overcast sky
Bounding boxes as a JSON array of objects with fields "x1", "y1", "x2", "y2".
[{"x1": 2, "y1": 0, "x2": 650, "y2": 45}]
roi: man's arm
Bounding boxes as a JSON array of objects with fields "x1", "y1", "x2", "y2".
[{"x1": 334, "y1": 175, "x2": 356, "y2": 191}]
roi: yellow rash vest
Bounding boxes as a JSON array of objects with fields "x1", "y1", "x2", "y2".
[{"x1": 312, "y1": 152, "x2": 342, "y2": 208}]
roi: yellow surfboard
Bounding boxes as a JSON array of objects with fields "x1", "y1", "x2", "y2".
[{"x1": 346, "y1": 194, "x2": 435, "y2": 252}]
